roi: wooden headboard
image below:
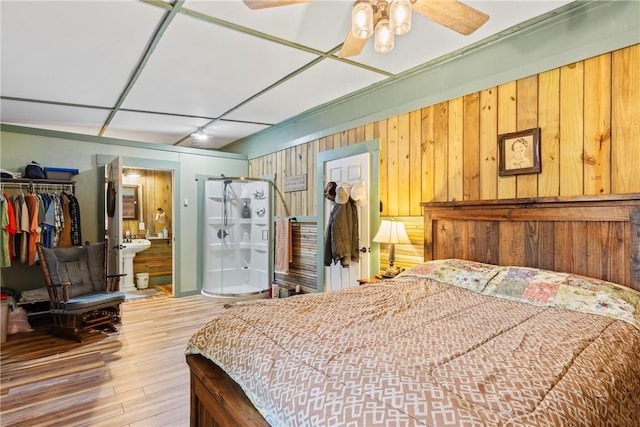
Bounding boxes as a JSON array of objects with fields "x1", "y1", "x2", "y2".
[{"x1": 421, "y1": 194, "x2": 640, "y2": 290}]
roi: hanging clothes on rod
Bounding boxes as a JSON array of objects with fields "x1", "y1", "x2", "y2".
[
  {"x1": 25, "y1": 190, "x2": 40, "y2": 266},
  {"x1": 13, "y1": 190, "x2": 29, "y2": 265},
  {"x1": 0, "y1": 181, "x2": 80, "y2": 267},
  {"x1": 0, "y1": 191, "x2": 17, "y2": 268}
]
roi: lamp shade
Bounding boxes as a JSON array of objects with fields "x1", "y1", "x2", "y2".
[{"x1": 373, "y1": 220, "x2": 411, "y2": 244}]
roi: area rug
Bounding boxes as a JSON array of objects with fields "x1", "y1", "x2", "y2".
[{"x1": 124, "y1": 288, "x2": 163, "y2": 300}]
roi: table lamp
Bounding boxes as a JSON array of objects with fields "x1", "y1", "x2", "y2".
[{"x1": 373, "y1": 219, "x2": 411, "y2": 277}]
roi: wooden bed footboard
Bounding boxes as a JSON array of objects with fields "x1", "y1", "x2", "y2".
[{"x1": 186, "y1": 354, "x2": 269, "y2": 427}]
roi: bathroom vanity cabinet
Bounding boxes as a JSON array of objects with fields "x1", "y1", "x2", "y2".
[{"x1": 132, "y1": 238, "x2": 172, "y2": 285}]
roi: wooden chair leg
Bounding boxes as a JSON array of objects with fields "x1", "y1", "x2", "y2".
[{"x1": 50, "y1": 325, "x2": 83, "y2": 342}]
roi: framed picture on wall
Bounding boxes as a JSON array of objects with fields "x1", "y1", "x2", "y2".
[{"x1": 498, "y1": 127, "x2": 541, "y2": 176}]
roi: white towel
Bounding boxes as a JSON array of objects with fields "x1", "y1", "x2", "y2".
[{"x1": 275, "y1": 218, "x2": 292, "y2": 274}]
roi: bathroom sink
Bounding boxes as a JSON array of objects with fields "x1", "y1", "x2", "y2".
[
  {"x1": 121, "y1": 239, "x2": 151, "y2": 254},
  {"x1": 120, "y1": 239, "x2": 151, "y2": 292}
]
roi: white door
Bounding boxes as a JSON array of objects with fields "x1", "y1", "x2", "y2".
[
  {"x1": 106, "y1": 156, "x2": 123, "y2": 280},
  {"x1": 324, "y1": 153, "x2": 370, "y2": 292}
]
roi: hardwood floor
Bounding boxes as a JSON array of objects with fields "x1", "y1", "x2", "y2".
[{"x1": 1, "y1": 290, "x2": 227, "y2": 427}]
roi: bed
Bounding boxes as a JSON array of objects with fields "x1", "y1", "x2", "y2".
[{"x1": 185, "y1": 194, "x2": 640, "y2": 427}]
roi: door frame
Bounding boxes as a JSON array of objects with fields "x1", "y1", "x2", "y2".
[
  {"x1": 105, "y1": 156, "x2": 123, "y2": 280},
  {"x1": 316, "y1": 139, "x2": 380, "y2": 292},
  {"x1": 97, "y1": 155, "x2": 181, "y2": 295}
]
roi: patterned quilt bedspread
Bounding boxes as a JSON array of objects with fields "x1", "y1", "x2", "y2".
[{"x1": 186, "y1": 260, "x2": 640, "y2": 427}]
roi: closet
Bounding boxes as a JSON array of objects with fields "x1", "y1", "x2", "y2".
[{"x1": 0, "y1": 178, "x2": 78, "y2": 300}]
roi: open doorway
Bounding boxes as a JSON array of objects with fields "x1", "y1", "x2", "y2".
[
  {"x1": 99, "y1": 154, "x2": 179, "y2": 297},
  {"x1": 120, "y1": 167, "x2": 174, "y2": 297}
]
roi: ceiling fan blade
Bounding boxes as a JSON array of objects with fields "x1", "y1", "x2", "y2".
[
  {"x1": 338, "y1": 29, "x2": 368, "y2": 58},
  {"x1": 242, "y1": 0, "x2": 312, "y2": 9},
  {"x1": 412, "y1": 0, "x2": 489, "y2": 36}
]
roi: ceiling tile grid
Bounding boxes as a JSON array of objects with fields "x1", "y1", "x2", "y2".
[
  {"x1": 0, "y1": 0, "x2": 575, "y2": 150},
  {"x1": 121, "y1": 10, "x2": 321, "y2": 119}
]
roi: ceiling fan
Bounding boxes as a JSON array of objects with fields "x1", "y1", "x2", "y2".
[{"x1": 242, "y1": 0, "x2": 489, "y2": 58}]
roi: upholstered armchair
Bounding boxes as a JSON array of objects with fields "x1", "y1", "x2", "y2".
[{"x1": 36, "y1": 241, "x2": 125, "y2": 341}]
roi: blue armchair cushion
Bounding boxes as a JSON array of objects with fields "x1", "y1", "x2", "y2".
[{"x1": 52, "y1": 291, "x2": 125, "y2": 314}]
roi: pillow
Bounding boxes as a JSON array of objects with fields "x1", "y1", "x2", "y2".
[
  {"x1": 484, "y1": 266, "x2": 640, "y2": 330},
  {"x1": 398, "y1": 259, "x2": 502, "y2": 293},
  {"x1": 483, "y1": 266, "x2": 568, "y2": 302}
]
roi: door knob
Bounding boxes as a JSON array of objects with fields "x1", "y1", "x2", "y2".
[{"x1": 359, "y1": 247, "x2": 369, "y2": 253}]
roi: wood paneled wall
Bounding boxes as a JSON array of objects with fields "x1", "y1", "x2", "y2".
[
  {"x1": 250, "y1": 45, "x2": 639, "y2": 279},
  {"x1": 123, "y1": 170, "x2": 173, "y2": 237},
  {"x1": 251, "y1": 45, "x2": 639, "y2": 217}
]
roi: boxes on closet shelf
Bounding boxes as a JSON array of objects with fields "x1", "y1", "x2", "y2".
[{"x1": 44, "y1": 167, "x2": 79, "y2": 180}]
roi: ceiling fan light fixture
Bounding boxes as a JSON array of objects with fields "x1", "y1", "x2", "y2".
[
  {"x1": 374, "y1": 16, "x2": 394, "y2": 53},
  {"x1": 389, "y1": 0, "x2": 411, "y2": 35},
  {"x1": 351, "y1": 0, "x2": 374, "y2": 40}
]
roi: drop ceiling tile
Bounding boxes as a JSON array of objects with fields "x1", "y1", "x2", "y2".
[
  {"x1": 0, "y1": 99, "x2": 108, "y2": 135},
  {"x1": 225, "y1": 59, "x2": 387, "y2": 124},
  {"x1": 104, "y1": 110, "x2": 212, "y2": 145},
  {"x1": 0, "y1": 1, "x2": 164, "y2": 106},
  {"x1": 121, "y1": 12, "x2": 319, "y2": 118},
  {"x1": 184, "y1": 0, "x2": 351, "y2": 52}
]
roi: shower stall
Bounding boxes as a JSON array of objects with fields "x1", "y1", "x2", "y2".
[{"x1": 202, "y1": 177, "x2": 271, "y2": 297}]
